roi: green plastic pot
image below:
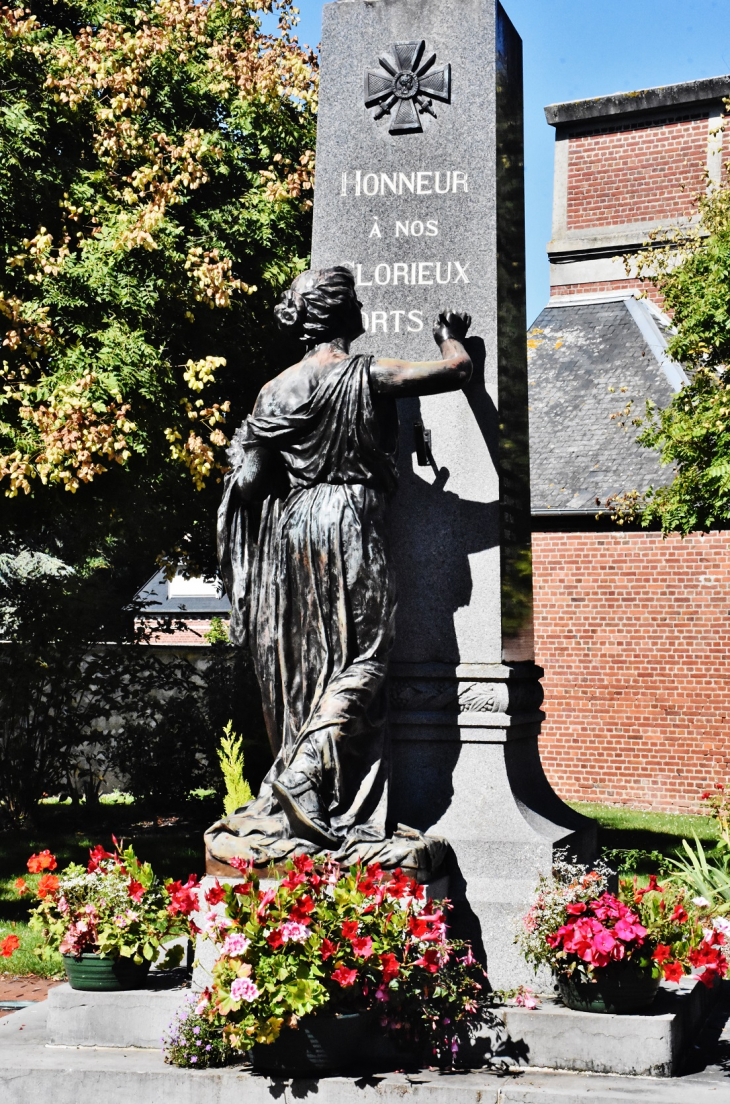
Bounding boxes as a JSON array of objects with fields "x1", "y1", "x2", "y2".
[
  {"x1": 557, "y1": 961, "x2": 660, "y2": 1014},
  {"x1": 251, "y1": 1012, "x2": 420, "y2": 1076},
  {"x1": 62, "y1": 953, "x2": 151, "y2": 991}
]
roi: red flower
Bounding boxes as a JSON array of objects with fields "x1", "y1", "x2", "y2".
[
  {"x1": 350, "y1": 935, "x2": 374, "y2": 959},
  {"x1": 653, "y1": 944, "x2": 672, "y2": 965},
  {"x1": 332, "y1": 965, "x2": 358, "y2": 987},
  {"x1": 663, "y1": 961, "x2": 684, "y2": 983},
  {"x1": 166, "y1": 875, "x2": 199, "y2": 916},
  {"x1": 415, "y1": 948, "x2": 440, "y2": 973},
  {"x1": 386, "y1": 869, "x2": 411, "y2": 900},
  {"x1": 647, "y1": 875, "x2": 664, "y2": 893},
  {"x1": 87, "y1": 845, "x2": 114, "y2": 873},
  {"x1": 229, "y1": 856, "x2": 253, "y2": 874},
  {"x1": 281, "y1": 870, "x2": 306, "y2": 890},
  {"x1": 670, "y1": 905, "x2": 688, "y2": 924},
  {"x1": 366, "y1": 862, "x2": 384, "y2": 881},
  {"x1": 1, "y1": 934, "x2": 20, "y2": 958},
  {"x1": 409, "y1": 915, "x2": 430, "y2": 939},
  {"x1": 566, "y1": 903, "x2": 587, "y2": 915},
  {"x1": 27, "y1": 850, "x2": 57, "y2": 874},
  {"x1": 36, "y1": 874, "x2": 60, "y2": 899},
  {"x1": 380, "y1": 952, "x2": 400, "y2": 983},
  {"x1": 289, "y1": 894, "x2": 315, "y2": 923},
  {"x1": 320, "y1": 938, "x2": 338, "y2": 960},
  {"x1": 266, "y1": 928, "x2": 284, "y2": 949},
  {"x1": 205, "y1": 881, "x2": 226, "y2": 906},
  {"x1": 14, "y1": 878, "x2": 27, "y2": 896},
  {"x1": 233, "y1": 882, "x2": 252, "y2": 896},
  {"x1": 292, "y1": 854, "x2": 314, "y2": 873},
  {"x1": 341, "y1": 920, "x2": 359, "y2": 939},
  {"x1": 127, "y1": 878, "x2": 145, "y2": 903}
]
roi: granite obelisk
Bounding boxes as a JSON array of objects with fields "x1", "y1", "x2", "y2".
[{"x1": 311, "y1": 0, "x2": 593, "y2": 987}]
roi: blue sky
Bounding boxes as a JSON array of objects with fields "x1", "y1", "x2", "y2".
[{"x1": 292, "y1": 0, "x2": 730, "y2": 324}]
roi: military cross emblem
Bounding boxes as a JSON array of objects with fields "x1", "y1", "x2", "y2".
[{"x1": 364, "y1": 40, "x2": 451, "y2": 135}]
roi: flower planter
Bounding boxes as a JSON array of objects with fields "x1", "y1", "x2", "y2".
[
  {"x1": 251, "y1": 1012, "x2": 420, "y2": 1076},
  {"x1": 63, "y1": 952, "x2": 151, "y2": 992},
  {"x1": 557, "y1": 961, "x2": 660, "y2": 1014}
]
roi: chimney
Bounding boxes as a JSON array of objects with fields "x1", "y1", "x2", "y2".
[{"x1": 545, "y1": 76, "x2": 730, "y2": 305}]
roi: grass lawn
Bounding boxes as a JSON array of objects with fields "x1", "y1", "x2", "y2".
[{"x1": 568, "y1": 801, "x2": 720, "y2": 872}]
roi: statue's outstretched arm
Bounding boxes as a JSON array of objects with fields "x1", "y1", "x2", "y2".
[{"x1": 370, "y1": 311, "x2": 472, "y2": 398}]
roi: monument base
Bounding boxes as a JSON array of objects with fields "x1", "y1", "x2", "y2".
[
  {"x1": 26, "y1": 975, "x2": 724, "y2": 1080},
  {"x1": 389, "y1": 661, "x2": 596, "y2": 989}
]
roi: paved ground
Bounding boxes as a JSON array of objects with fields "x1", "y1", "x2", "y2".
[
  {"x1": 0, "y1": 984, "x2": 727, "y2": 1102},
  {"x1": 0, "y1": 975, "x2": 61, "y2": 1018}
]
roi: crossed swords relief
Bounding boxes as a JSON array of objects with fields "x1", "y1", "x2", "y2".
[{"x1": 364, "y1": 40, "x2": 452, "y2": 135}]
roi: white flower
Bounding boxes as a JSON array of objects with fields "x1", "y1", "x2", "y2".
[
  {"x1": 692, "y1": 897, "x2": 711, "y2": 908},
  {"x1": 712, "y1": 916, "x2": 730, "y2": 936}
]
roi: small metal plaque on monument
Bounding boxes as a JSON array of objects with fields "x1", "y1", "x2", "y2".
[{"x1": 311, "y1": 0, "x2": 594, "y2": 987}]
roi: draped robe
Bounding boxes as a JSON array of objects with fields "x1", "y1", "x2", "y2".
[{"x1": 204, "y1": 353, "x2": 445, "y2": 877}]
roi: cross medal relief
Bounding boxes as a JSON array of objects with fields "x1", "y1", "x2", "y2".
[{"x1": 364, "y1": 40, "x2": 451, "y2": 134}]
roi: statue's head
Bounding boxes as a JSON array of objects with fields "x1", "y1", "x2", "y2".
[{"x1": 274, "y1": 267, "x2": 364, "y2": 346}]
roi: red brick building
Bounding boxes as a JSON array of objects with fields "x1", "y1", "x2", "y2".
[{"x1": 531, "y1": 75, "x2": 730, "y2": 812}]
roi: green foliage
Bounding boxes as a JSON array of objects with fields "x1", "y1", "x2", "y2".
[
  {"x1": 204, "y1": 616, "x2": 229, "y2": 645},
  {"x1": 0, "y1": 0, "x2": 316, "y2": 625},
  {"x1": 217, "y1": 720, "x2": 253, "y2": 815},
  {"x1": 665, "y1": 835, "x2": 730, "y2": 915},
  {"x1": 622, "y1": 128, "x2": 730, "y2": 533}
]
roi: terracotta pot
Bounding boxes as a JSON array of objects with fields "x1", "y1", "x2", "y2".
[
  {"x1": 63, "y1": 952, "x2": 151, "y2": 991},
  {"x1": 557, "y1": 960, "x2": 660, "y2": 1014}
]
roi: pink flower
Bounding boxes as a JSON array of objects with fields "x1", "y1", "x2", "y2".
[
  {"x1": 220, "y1": 933, "x2": 251, "y2": 958},
  {"x1": 350, "y1": 935, "x2": 374, "y2": 959},
  {"x1": 280, "y1": 921, "x2": 310, "y2": 944},
  {"x1": 256, "y1": 888, "x2": 277, "y2": 917},
  {"x1": 230, "y1": 977, "x2": 260, "y2": 1003},
  {"x1": 375, "y1": 986, "x2": 389, "y2": 1001}
]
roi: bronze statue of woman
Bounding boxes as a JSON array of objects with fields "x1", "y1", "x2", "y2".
[{"x1": 205, "y1": 267, "x2": 471, "y2": 878}]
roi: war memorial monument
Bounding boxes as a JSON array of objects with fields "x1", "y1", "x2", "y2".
[{"x1": 205, "y1": 0, "x2": 593, "y2": 990}]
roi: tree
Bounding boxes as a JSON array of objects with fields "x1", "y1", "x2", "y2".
[
  {"x1": 0, "y1": 0, "x2": 317, "y2": 590},
  {"x1": 0, "y1": 0, "x2": 315, "y2": 820},
  {"x1": 619, "y1": 125, "x2": 730, "y2": 534}
]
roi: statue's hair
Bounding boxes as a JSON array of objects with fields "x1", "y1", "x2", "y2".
[{"x1": 274, "y1": 267, "x2": 358, "y2": 344}]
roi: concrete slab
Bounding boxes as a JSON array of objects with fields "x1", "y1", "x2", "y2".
[
  {"x1": 499, "y1": 976, "x2": 720, "y2": 1077},
  {"x1": 1, "y1": 998, "x2": 729, "y2": 1104},
  {"x1": 46, "y1": 976, "x2": 190, "y2": 1049}
]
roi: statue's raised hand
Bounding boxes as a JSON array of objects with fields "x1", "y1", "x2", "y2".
[{"x1": 433, "y1": 310, "x2": 471, "y2": 347}]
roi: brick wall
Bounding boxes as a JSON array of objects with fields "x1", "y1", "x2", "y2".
[
  {"x1": 566, "y1": 113, "x2": 711, "y2": 230},
  {"x1": 551, "y1": 279, "x2": 664, "y2": 305},
  {"x1": 532, "y1": 529, "x2": 730, "y2": 812}
]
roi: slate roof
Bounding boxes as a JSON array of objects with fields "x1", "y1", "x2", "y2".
[
  {"x1": 135, "y1": 569, "x2": 231, "y2": 616},
  {"x1": 527, "y1": 295, "x2": 687, "y2": 514}
]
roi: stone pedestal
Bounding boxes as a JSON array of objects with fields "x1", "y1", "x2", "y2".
[{"x1": 311, "y1": 0, "x2": 594, "y2": 988}]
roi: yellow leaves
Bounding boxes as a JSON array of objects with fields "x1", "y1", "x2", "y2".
[
  {"x1": 7, "y1": 229, "x2": 71, "y2": 283},
  {"x1": 185, "y1": 248, "x2": 254, "y2": 308},
  {"x1": 0, "y1": 373, "x2": 136, "y2": 496},
  {"x1": 260, "y1": 148, "x2": 314, "y2": 207},
  {"x1": 183, "y1": 355, "x2": 226, "y2": 392}
]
